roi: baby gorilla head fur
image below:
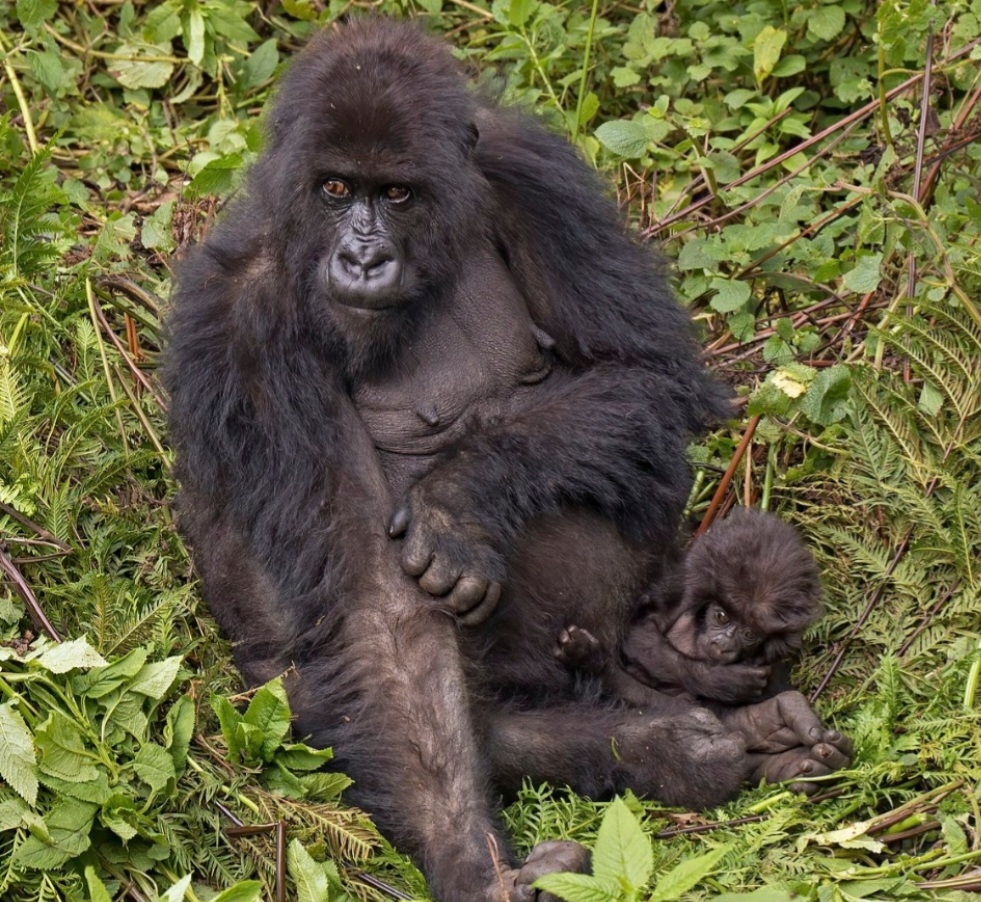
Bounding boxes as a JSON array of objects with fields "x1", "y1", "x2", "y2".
[{"x1": 664, "y1": 507, "x2": 823, "y2": 665}]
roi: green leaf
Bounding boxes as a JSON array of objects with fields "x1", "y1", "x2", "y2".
[
  {"x1": 159, "y1": 875, "x2": 193, "y2": 902},
  {"x1": 276, "y1": 742, "x2": 334, "y2": 771},
  {"x1": 611, "y1": 67, "x2": 640, "y2": 88},
  {"x1": 212, "y1": 693, "x2": 244, "y2": 759},
  {"x1": 800, "y1": 364, "x2": 851, "y2": 426},
  {"x1": 211, "y1": 881, "x2": 264, "y2": 902},
  {"x1": 709, "y1": 279, "x2": 752, "y2": 313},
  {"x1": 186, "y1": 7, "x2": 206, "y2": 66},
  {"x1": 243, "y1": 39, "x2": 280, "y2": 90},
  {"x1": 39, "y1": 769, "x2": 111, "y2": 804},
  {"x1": 242, "y1": 677, "x2": 292, "y2": 762},
  {"x1": 533, "y1": 873, "x2": 620, "y2": 902},
  {"x1": 288, "y1": 839, "x2": 331, "y2": 902},
  {"x1": 0, "y1": 701, "x2": 38, "y2": 805},
  {"x1": 187, "y1": 153, "x2": 246, "y2": 198},
  {"x1": 650, "y1": 846, "x2": 727, "y2": 901},
  {"x1": 75, "y1": 646, "x2": 148, "y2": 698},
  {"x1": 753, "y1": 26, "x2": 787, "y2": 84},
  {"x1": 142, "y1": 200, "x2": 175, "y2": 251},
  {"x1": 85, "y1": 866, "x2": 114, "y2": 902},
  {"x1": 808, "y1": 6, "x2": 846, "y2": 41},
  {"x1": 842, "y1": 253, "x2": 883, "y2": 294},
  {"x1": 165, "y1": 695, "x2": 195, "y2": 772},
  {"x1": 16, "y1": 0, "x2": 58, "y2": 30},
  {"x1": 508, "y1": 0, "x2": 536, "y2": 28},
  {"x1": 592, "y1": 797, "x2": 653, "y2": 889},
  {"x1": 35, "y1": 711, "x2": 99, "y2": 784},
  {"x1": 12, "y1": 800, "x2": 96, "y2": 870},
  {"x1": 594, "y1": 120, "x2": 649, "y2": 158},
  {"x1": 0, "y1": 798, "x2": 28, "y2": 831},
  {"x1": 109, "y1": 43, "x2": 175, "y2": 90},
  {"x1": 35, "y1": 637, "x2": 108, "y2": 673},
  {"x1": 133, "y1": 742, "x2": 177, "y2": 793},
  {"x1": 299, "y1": 771, "x2": 353, "y2": 801},
  {"x1": 128, "y1": 656, "x2": 182, "y2": 697}
]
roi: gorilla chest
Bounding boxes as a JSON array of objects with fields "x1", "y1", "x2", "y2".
[{"x1": 352, "y1": 251, "x2": 550, "y2": 486}]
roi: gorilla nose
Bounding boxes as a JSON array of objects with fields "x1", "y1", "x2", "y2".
[
  {"x1": 338, "y1": 243, "x2": 395, "y2": 280},
  {"x1": 330, "y1": 240, "x2": 403, "y2": 307}
]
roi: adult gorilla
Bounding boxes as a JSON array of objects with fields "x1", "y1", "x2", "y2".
[{"x1": 165, "y1": 18, "x2": 848, "y2": 902}]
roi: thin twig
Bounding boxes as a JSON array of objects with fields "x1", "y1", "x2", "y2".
[
  {"x1": 0, "y1": 547, "x2": 61, "y2": 642},
  {"x1": 696, "y1": 416, "x2": 761, "y2": 536}
]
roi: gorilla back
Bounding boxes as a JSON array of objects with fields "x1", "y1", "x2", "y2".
[{"x1": 165, "y1": 18, "x2": 847, "y2": 902}]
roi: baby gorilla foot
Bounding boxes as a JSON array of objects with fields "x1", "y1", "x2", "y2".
[
  {"x1": 555, "y1": 624, "x2": 604, "y2": 672},
  {"x1": 503, "y1": 841, "x2": 590, "y2": 902}
]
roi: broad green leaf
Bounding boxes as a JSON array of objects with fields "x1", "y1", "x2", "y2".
[
  {"x1": 288, "y1": 839, "x2": 331, "y2": 902},
  {"x1": 650, "y1": 846, "x2": 727, "y2": 901},
  {"x1": 0, "y1": 701, "x2": 38, "y2": 805},
  {"x1": 159, "y1": 875, "x2": 193, "y2": 902},
  {"x1": 141, "y1": 200, "x2": 175, "y2": 251},
  {"x1": 277, "y1": 742, "x2": 334, "y2": 771},
  {"x1": 842, "y1": 253, "x2": 883, "y2": 294},
  {"x1": 753, "y1": 27, "x2": 787, "y2": 84},
  {"x1": 594, "y1": 120, "x2": 649, "y2": 158},
  {"x1": 75, "y1": 646, "x2": 148, "y2": 698},
  {"x1": 109, "y1": 43, "x2": 175, "y2": 90},
  {"x1": 592, "y1": 797, "x2": 653, "y2": 889},
  {"x1": 35, "y1": 637, "x2": 107, "y2": 673},
  {"x1": 39, "y1": 769, "x2": 111, "y2": 803},
  {"x1": 533, "y1": 873, "x2": 620, "y2": 902},
  {"x1": 85, "y1": 867, "x2": 114, "y2": 902},
  {"x1": 300, "y1": 771, "x2": 354, "y2": 801},
  {"x1": 16, "y1": 0, "x2": 57, "y2": 30},
  {"x1": 243, "y1": 39, "x2": 280, "y2": 89},
  {"x1": 611, "y1": 67, "x2": 640, "y2": 88},
  {"x1": 12, "y1": 800, "x2": 96, "y2": 870},
  {"x1": 800, "y1": 364, "x2": 851, "y2": 426},
  {"x1": 128, "y1": 656, "x2": 182, "y2": 697},
  {"x1": 211, "y1": 881, "x2": 264, "y2": 902},
  {"x1": 187, "y1": 153, "x2": 246, "y2": 198},
  {"x1": 35, "y1": 711, "x2": 99, "y2": 783},
  {"x1": 212, "y1": 694, "x2": 244, "y2": 760},
  {"x1": 242, "y1": 677, "x2": 292, "y2": 762},
  {"x1": 165, "y1": 695, "x2": 195, "y2": 771},
  {"x1": 508, "y1": 0, "x2": 536, "y2": 28},
  {"x1": 808, "y1": 6, "x2": 846, "y2": 41},
  {"x1": 709, "y1": 279, "x2": 752, "y2": 313},
  {"x1": 0, "y1": 798, "x2": 28, "y2": 831},
  {"x1": 186, "y1": 7, "x2": 206, "y2": 66},
  {"x1": 133, "y1": 742, "x2": 176, "y2": 793}
]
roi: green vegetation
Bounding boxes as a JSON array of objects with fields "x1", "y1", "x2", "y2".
[{"x1": 1, "y1": 0, "x2": 980, "y2": 898}]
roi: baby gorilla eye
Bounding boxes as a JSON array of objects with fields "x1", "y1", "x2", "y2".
[
  {"x1": 323, "y1": 179, "x2": 351, "y2": 198},
  {"x1": 713, "y1": 608, "x2": 730, "y2": 626},
  {"x1": 384, "y1": 185, "x2": 411, "y2": 203}
]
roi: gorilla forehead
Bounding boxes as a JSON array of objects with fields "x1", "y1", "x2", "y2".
[{"x1": 275, "y1": 18, "x2": 477, "y2": 160}]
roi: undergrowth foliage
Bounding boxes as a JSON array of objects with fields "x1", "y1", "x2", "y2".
[{"x1": 1, "y1": 0, "x2": 980, "y2": 899}]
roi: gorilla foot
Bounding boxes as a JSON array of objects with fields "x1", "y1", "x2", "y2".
[{"x1": 498, "y1": 841, "x2": 590, "y2": 902}]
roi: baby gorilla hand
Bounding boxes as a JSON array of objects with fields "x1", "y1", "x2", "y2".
[
  {"x1": 687, "y1": 660, "x2": 771, "y2": 704},
  {"x1": 388, "y1": 479, "x2": 506, "y2": 626}
]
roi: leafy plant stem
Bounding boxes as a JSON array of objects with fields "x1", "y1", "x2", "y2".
[
  {"x1": 573, "y1": 0, "x2": 601, "y2": 140},
  {"x1": 0, "y1": 43, "x2": 38, "y2": 153},
  {"x1": 185, "y1": 754, "x2": 262, "y2": 816},
  {"x1": 86, "y1": 278, "x2": 130, "y2": 457},
  {"x1": 963, "y1": 642, "x2": 981, "y2": 709}
]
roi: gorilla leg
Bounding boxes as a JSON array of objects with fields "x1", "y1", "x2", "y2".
[{"x1": 486, "y1": 700, "x2": 749, "y2": 809}]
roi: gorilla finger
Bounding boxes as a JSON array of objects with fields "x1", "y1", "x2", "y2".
[
  {"x1": 456, "y1": 580, "x2": 502, "y2": 627},
  {"x1": 773, "y1": 691, "x2": 826, "y2": 745},
  {"x1": 419, "y1": 555, "x2": 461, "y2": 596},
  {"x1": 387, "y1": 503, "x2": 411, "y2": 538},
  {"x1": 517, "y1": 841, "x2": 590, "y2": 884},
  {"x1": 401, "y1": 533, "x2": 435, "y2": 577},
  {"x1": 810, "y1": 740, "x2": 850, "y2": 771},
  {"x1": 821, "y1": 729, "x2": 853, "y2": 757}
]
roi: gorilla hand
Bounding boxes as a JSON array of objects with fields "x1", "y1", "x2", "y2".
[
  {"x1": 720, "y1": 691, "x2": 851, "y2": 794},
  {"x1": 388, "y1": 477, "x2": 506, "y2": 625}
]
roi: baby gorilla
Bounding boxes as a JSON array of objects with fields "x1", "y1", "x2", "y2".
[{"x1": 557, "y1": 508, "x2": 823, "y2": 705}]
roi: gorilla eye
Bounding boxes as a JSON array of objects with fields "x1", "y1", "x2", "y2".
[
  {"x1": 713, "y1": 608, "x2": 730, "y2": 626},
  {"x1": 323, "y1": 179, "x2": 351, "y2": 199},
  {"x1": 384, "y1": 185, "x2": 411, "y2": 204}
]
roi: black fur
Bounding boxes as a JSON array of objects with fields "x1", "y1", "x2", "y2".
[{"x1": 165, "y1": 20, "x2": 847, "y2": 902}]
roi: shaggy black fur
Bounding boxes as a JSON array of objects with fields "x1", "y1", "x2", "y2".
[{"x1": 165, "y1": 19, "x2": 849, "y2": 902}]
